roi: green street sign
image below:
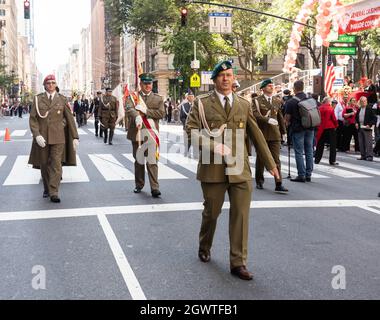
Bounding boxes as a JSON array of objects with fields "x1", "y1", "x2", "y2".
[
  {"x1": 331, "y1": 34, "x2": 356, "y2": 43},
  {"x1": 329, "y1": 46, "x2": 357, "y2": 55}
]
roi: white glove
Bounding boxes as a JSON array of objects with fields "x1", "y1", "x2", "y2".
[
  {"x1": 73, "y1": 139, "x2": 79, "y2": 151},
  {"x1": 135, "y1": 104, "x2": 147, "y2": 114},
  {"x1": 135, "y1": 115, "x2": 143, "y2": 128},
  {"x1": 282, "y1": 134, "x2": 287, "y2": 141},
  {"x1": 35, "y1": 135, "x2": 46, "y2": 148},
  {"x1": 268, "y1": 118, "x2": 278, "y2": 126}
]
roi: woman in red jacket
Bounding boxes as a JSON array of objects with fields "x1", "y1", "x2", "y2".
[{"x1": 315, "y1": 97, "x2": 339, "y2": 165}]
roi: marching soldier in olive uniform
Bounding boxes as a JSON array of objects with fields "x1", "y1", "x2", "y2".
[
  {"x1": 126, "y1": 73, "x2": 165, "y2": 198},
  {"x1": 99, "y1": 87, "x2": 119, "y2": 145},
  {"x1": 186, "y1": 61, "x2": 279, "y2": 280},
  {"x1": 252, "y1": 79, "x2": 288, "y2": 193},
  {"x1": 29, "y1": 75, "x2": 79, "y2": 203}
]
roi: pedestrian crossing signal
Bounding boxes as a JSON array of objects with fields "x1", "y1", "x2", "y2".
[
  {"x1": 24, "y1": 0, "x2": 30, "y2": 19},
  {"x1": 181, "y1": 8, "x2": 188, "y2": 27}
]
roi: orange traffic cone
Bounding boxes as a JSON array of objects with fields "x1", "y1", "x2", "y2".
[{"x1": 4, "y1": 128, "x2": 11, "y2": 142}]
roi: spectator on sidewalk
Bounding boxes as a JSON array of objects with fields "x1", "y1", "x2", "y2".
[
  {"x1": 342, "y1": 97, "x2": 360, "y2": 153},
  {"x1": 284, "y1": 80, "x2": 314, "y2": 182},
  {"x1": 314, "y1": 97, "x2": 339, "y2": 165},
  {"x1": 356, "y1": 96, "x2": 377, "y2": 161},
  {"x1": 335, "y1": 95, "x2": 348, "y2": 152}
]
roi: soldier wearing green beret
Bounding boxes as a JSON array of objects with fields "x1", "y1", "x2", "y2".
[
  {"x1": 99, "y1": 87, "x2": 119, "y2": 145},
  {"x1": 186, "y1": 61, "x2": 279, "y2": 280},
  {"x1": 252, "y1": 79, "x2": 288, "y2": 193}
]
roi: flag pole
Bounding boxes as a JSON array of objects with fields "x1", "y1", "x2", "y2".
[{"x1": 321, "y1": 46, "x2": 328, "y2": 99}]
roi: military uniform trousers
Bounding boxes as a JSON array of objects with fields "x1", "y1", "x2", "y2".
[
  {"x1": 39, "y1": 143, "x2": 65, "y2": 197},
  {"x1": 255, "y1": 140, "x2": 282, "y2": 185},
  {"x1": 199, "y1": 181, "x2": 252, "y2": 269},
  {"x1": 132, "y1": 142, "x2": 159, "y2": 191},
  {"x1": 101, "y1": 115, "x2": 116, "y2": 130}
]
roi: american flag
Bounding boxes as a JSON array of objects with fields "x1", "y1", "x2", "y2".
[{"x1": 325, "y1": 55, "x2": 336, "y2": 97}]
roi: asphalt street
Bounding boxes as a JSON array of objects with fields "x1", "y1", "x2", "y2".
[{"x1": 0, "y1": 115, "x2": 379, "y2": 300}]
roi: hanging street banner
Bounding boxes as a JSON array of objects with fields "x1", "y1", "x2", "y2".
[
  {"x1": 336, "y1": 0, "x2": 380, "y2": 35},
  {"x1": 329, "y1": 46, "x2": 357, "y2": 55}
]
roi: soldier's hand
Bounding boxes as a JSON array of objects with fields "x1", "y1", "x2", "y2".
[
  {"x1": 36, "y1": 135, "x2": 46, "y2": 148},
  {"x1": 73, "y1": 139, "x2": 79, "y2": 151},
  {"x1": 214, "y1": 143, "x2": 231, "y2": 156},
  {"x1": 269, "y1": 167, "x2": 280, "y2": 180},
  {"x1": 135, "y1": 115, "x2": 143, "y2": 129},
  {"x1": 268, "y1": 118, "x2": 279, "y2": 126}
]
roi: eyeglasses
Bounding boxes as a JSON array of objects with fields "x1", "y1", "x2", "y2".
[{"x1": 46, "y1": 81, "x2": 56, "y2": 85}]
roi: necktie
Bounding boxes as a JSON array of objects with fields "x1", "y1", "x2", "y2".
[
  {"x1": 224, "y1": 96, "x2": 231, "y2": 116},
  {"x1": 142, "y1": 94, "x2": 148, "y2": 102},
  {"x1": 49, "y1": 95, "x2": 52, "y2": 104},
  {"x1": 268, "y1": 97, "x2": 271, "y2": 105}
]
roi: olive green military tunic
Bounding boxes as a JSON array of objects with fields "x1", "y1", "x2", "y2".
[
  {"x1": 99, "y1": 95, "x2": 118, "y2": 130},
  {"x1": 186, "y1": 91, "x2": 276, "y2": 269},
  {"x1": 29, "y1": 92, "x2": 79, "y2": 197},
  {"x1": 252, "y1": 95, "x2": 286, "y2": 185}
]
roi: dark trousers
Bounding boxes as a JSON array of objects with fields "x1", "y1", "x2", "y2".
[
  {"x1": 315, "y1": 128, "x2": 337, "y2": 164},
  {"x1": 336, "y1": 120, "x2": 344, "y2": 151},
  {"x1": 76, "y1": 113, "x2": 83, "y2": 127},
  {"x1": 358, "y1": 128, "x2": 374, "y2": 159},
  {"x1": 342, "y1": 124, "x2": 359, "y2": 152},
  {"x1": 94, "y1": 118, "x2": 103, "y2": 136}
]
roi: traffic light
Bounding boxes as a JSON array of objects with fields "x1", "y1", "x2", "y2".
[
  {"x1": 24, "y1": 0, "x2": 30, "y2": 20},
  {"x1": 181, "y1": 7, "x2": 188, "y2": 27}
]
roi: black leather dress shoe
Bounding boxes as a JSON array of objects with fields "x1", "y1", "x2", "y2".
[
  {"x1": 366, "y1": 157, "x2": 373, "y2": 162},
  {"x1": 43, "y1": 191, "x2": 49, "y2": 198},
  {"x1": 231, "y1": 266, "x2": 253, "y2": 280},
  {"x1": 198, "y1": 252, "x2": 210, "y2": 263},
  {"x1": 256, "y1": 182, "x2": 264, "y2": 190},
  {"x1": 290, "y1": 176, "x2": 306, "y2": 182},
  {"x1": 306, "y1": 177, "x2": 311, "y2": 182},
  {"x1": 50, "y1": 196, "x2": 61, "y2": 203},
  {"x1": 330, "y1": 162, "x2": 339, "y2": 165},
  {"x1": 133, "y1": 187, "x2": 142, "y2": 193},
  {"x1": 357, "y1": 157, "x2": 366, "y2": 160},
  {"x1": 151, "y1": 190, "x2": 161, "y2": 198},
  {"x1": 275, "y1": 185, "x2": 288, "y2": 193}
]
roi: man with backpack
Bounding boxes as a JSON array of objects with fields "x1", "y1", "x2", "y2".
[{"x1": 284, "y1": 80, "x2": 320, "y2": 182}]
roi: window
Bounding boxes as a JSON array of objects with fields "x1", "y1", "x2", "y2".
[
  {"x1": 151, "y1": 54, "x2": 157, "y2": 71},
  {"x1": 0, "y1": 9, "x2": 6, "y2": 16}
]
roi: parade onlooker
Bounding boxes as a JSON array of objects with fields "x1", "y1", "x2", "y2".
[
  {"x1": 164, "y1": 98, "x2": 172, "y2": 123},
  {"x1": 73, "y1": 96, "x2": 85, "y2": 127},
  {"x1": 365, "y1": 79, "x2": 378, "y2": 106},
  {"x1": 179, "y1": 91, "x2": 195, "y2": 156},
  {"x1": 335, "y1": 95, "x2": 348, "y2": 151},
  {"x1": 342, "y1": 97, "x2": 360, "y2": 153},
  {"x1": 284, "y1": 80, "x2": 314, "y2": 182},
  {"x1": 356, "y1": 96, "x2": 377, "y2": 161},
  {"x1": 314, "y1": 97, "x2": 338, "y2": 165},
  {"x1": 373, "y1": 98, "x2": 380, "y2": 157}
]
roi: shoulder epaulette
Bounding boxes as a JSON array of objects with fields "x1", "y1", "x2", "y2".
[{"x1": 197, "y1": 92, "x2": 213, "y2": 100}]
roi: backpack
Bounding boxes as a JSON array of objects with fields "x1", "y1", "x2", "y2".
[{"x1": 293, "y1": 95, "x2": 321, "y2": 129}]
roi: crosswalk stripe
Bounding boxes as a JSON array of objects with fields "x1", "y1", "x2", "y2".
[
  {"x1": 339, "y1": 153, "x2": 380, "y2": 163},
  {"x1": 123, "y1": 153, "x2": 188, "y2": 180},
  {"x1": 250, "y1": 156, "x2": 328, "y2": 178},
  {"x1": 77, "y1": 128, "x2": 88, "y2": 135},
  {"x1": 0, "y1": 155, "x2": 6, "y2": 168},
  {"x1": 160, "y1": 153, "x2": 198, "y2": 173},
  {"x1": 11, "y1": 130, "x2": 28, "y2": 137},
  {"x1": 0, "y1": 130, "x2": 4, "y2": 137},
  {"x1": 62, "y1": 156, "x2": 90, "y2": 183},
  {"x1": 87, "y1": 128, "x2": 125, "y2": 136},
  {"x1": 318, "y1": 159, "x2": 380, "y2": 176},
  {"x1": 279, "y1": 155, "x2": 370, "y2": 178},
  {"x1": 3, "y1": 155, "x2": 41, "y2": 185},
  {"x1": 88, "y1": 154, "x2": 135, "y2": 181}
]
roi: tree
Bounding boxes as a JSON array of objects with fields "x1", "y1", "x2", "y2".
[{"x1": 356, "y1": 29, "x2": 380, "y2": 79}]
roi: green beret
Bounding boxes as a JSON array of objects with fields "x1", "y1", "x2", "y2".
[
  {"x1": 139, "y1": 73, "x2": 154, "y2": 83},
  {"x1": 260, "y1": 78, "x2": 273, "y2": 89},
  {"x1": 211, "y1": 60, "x2": 233, "y2": 80}
]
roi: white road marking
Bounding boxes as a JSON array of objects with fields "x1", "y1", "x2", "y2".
[
  {"x1": 0, "y1": 130, "x2": 4, "y2": 137},
  {"x1": 339, "y1": 153, "x2": 380, "y2": 163},
  {"x1": 77, "y1": 128, "x2": 88, "y2": 135},
  {"x1": 62, "y1": 156, "x2": 90, "y2": 183},
  {"x1": 160, "y1": 153, "x2": 198, "y2": 173},
  {"x1": 0, "y1": 155, "x2": 6, "y2": 168},
  {"x1": 3, "y1": 155, "x2": 40, "y2": 185},
  {"x1": 89, "y1": 154, "x2": 134, "y2": 181},
  {"x1": 279, "y1": 155, "x2": 370, "y2": 178},
  {"x1": 97, "y1": 213, "x2": 146, "y2": 300},
  {"x1": 319, "y1": 159, "x2": 380, "y2": 176},
  {"x1": 357, "y1": 206, "x2": 380, "y2": 216},
  {"x1": 123, "y1": 153, "x2": 187, "y2": 180},
  {"x1": 1, "y1": 200, "x2": 380, "y2": 222},
  {"x1": 11, "y1": 130, "x2": 27, "y2": 137}
]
